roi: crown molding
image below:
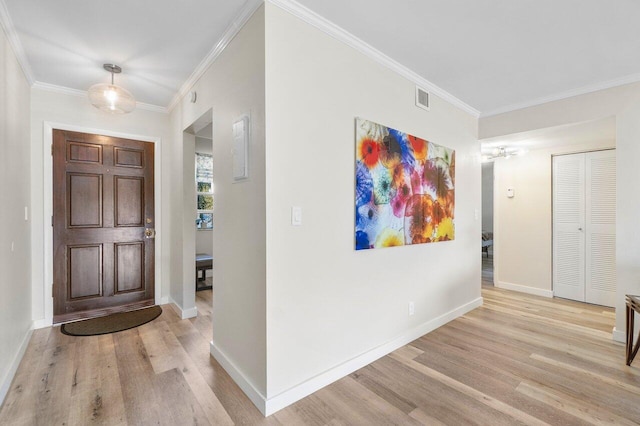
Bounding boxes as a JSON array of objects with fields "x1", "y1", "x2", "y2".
[
  {"x1": 0, "y1": 0, "x2": 34, "y2": 84},
  {"x1": 32, "y1": 81, "x2": 168, "y2": 113},
  {"x1": 480, "y1": 73, "x2": 640, "y2": 118},
  {"x1": 136, "y1": 102, "x2": 169, "y2": 114},
  {"x1": 32, "y1": 81, "x2": 86, "y2": 98},
  {"x1": 267, "y1": 0, "x2": 480, "y2": 118},
  {"x1": 167, "y1": 0, "x2": 264, "y2": 112}
]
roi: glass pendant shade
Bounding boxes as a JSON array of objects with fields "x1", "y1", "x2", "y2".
[
  {"x1": 88, "y1": 64, "x2": 136, "y2": 114},
  {"x1": 88, "y1": 83, "x2": 136, "y2": 114}
]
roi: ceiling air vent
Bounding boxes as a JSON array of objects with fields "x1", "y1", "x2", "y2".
[{"x1": 415, "y1": 86, "x2": 430, "y2": 111}]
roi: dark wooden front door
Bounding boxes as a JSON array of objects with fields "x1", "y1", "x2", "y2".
[{"x1": 53, "y1": 130, "x2": 155, "y2": 323}]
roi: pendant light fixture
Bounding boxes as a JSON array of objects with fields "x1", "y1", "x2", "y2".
[
  {"x1": 481, "y1": 146, "x2": 528, "y2": 162},
  {"x1": 88, "y1": 64, "x2": 136, "y2": 114}
]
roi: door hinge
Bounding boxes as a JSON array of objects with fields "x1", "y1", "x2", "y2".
[
  {"x1": 51, "y1": 215, "x2": 53, "y2": 227},
  {"x1": 52, "y1": 283, "x2": 54, "y2": 298},
  {"x1": 51, "y1": 144, "x2": 53, "y2": 156}
]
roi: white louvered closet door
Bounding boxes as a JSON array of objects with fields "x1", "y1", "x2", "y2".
[
  {"x1": 585, "y1": 150, "x2": 616, "y2": 307},
  {"x1": 553, "y1": 154, "x2": 586, "y2": 302},
  {"x1": 552, "y1": 150, "x2": 616, "y2": 307}
]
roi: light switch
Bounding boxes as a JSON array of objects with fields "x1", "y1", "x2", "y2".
[
  {"x1": 24, "y1": 206, "x2": 28, "y2": 221},
  {"x1": 507, "y1": 188, "x2": 515, "y2": 198},
  {"x1": 291, "y1": 206, "x2": 302, "y2": 226}
]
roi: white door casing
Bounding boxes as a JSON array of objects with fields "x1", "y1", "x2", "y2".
[{"x1": 37, "y1": 122, "x2": 164, "y2": 329}]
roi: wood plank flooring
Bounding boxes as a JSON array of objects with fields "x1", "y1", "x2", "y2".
[
  {"x1": 481, "y1": 250, "x2": 494, "y2": 286},
  {"x1": 1, "y1": 272, "x2": 638, "y2": 425}
]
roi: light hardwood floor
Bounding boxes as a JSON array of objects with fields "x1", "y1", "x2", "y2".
[{"x1": 1, "y1": 274, "x2": 638, "y2": 425}]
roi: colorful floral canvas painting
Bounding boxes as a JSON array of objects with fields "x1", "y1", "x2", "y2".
[{"x1": 355, "y1": 118, "x2": 455, "y2": 250}]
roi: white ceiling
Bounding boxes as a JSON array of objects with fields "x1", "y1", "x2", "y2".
[
  {"x1": 2, "y1": 0, "x2": 639, "y2": 114},
  {"x1": 2, "y1": 0, "x2": 250, "y2": 107},
  {"x1": 294, "y1": 0, "x2": 640, "y2": 115}
]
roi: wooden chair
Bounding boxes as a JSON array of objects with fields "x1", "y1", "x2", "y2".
[{"x1": 626, "y1": 295, "x2": 640, "y2": 365}]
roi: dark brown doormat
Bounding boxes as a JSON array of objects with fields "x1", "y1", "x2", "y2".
[{"x1": 61, "y1": 306, "x2": 162, "y2": 336}]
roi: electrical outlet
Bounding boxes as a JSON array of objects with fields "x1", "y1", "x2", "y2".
[{"x1": 408, "y1": 301, "x2": 415, "y2": 316}]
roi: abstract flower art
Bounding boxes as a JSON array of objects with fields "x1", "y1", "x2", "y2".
[{"x1": 355, "y1": 118, "x2": 455, "y2": 250}]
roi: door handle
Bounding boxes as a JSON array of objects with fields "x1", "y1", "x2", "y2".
[{"x1": 145, "y1": 228, "x2": 156, "y2": 239}]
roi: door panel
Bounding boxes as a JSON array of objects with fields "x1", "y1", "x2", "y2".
[
  {"x1": 53, "y1": 130, "x2": 155, "y2": 323},
  {"x1": 115, "y1": 176, "x2": 144, "y2": 226},
  {"x1": 553, "y1": 153, "x2": 585, "y2": 302},
  {"x1": 68, "y1": 173, "x2": 103, "y2": 227},
  {"x1": 115, "y1": 242, "x2": 145, "y2": 293},
  {"x1": 114, "y1": 147, "x2": 144, "y2": 168},
  {"x1": 585, "y1": 150, "x2": 616, "y2": 307},
  {"x1": 68, "y1": 244, "x2": 103, "y2": 299},
  {"x1": 68, "y1": 141, "x2": 102, "y2": 163}
]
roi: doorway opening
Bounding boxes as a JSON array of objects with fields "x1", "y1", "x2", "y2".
[
  {"x1": 195, "y1": 123, "x2": 214, "y2": 292},
  {"x1": 479, "y1": 116, "x2": 616, "y2": 306},
  {"x1": 481, "y1": 162, "x2": 494, "y2": 287},
  {"x1": 182, "y1": 109, "x2": 214, "y2": 317}
]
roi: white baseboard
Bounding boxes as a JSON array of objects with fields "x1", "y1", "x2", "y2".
[
  {"x1": 613, "y1": 327, "x2": 626, "y2": 344},
  {"x1": 159, "y1": 296, "x2": 170, "y2": 305},
  {"x1": 181, "y1": 307, "x2": 198, "y2": 319},
  {"x1": 32, "y1": 318, "x2": 52, "y2": 330},
  {"x1": 169, "y1": 298, "x2": 198, "y2": 320},
  {"x1": 496, "y1": 281, "x2": 553, "y2": 298},
  {"x1": 210, "y1": 297, "x2": 483, "y2": 416},
  {"x1": 210, "y1": 341, "x2": 267, "y2": 414},
  {"x1": 0, "y1": 327, "x2": 34, "y2": 407},
  {"x1": 263, "y1": 296, "x2": 483, "y2": 415}
]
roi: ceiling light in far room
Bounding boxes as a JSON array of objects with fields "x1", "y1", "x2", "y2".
[
  {"x1": 482, "y1": 146, "x2": 528, "y2": 162},
  {"x1": 88, "y1": 64, "x2": 136, "y2": 114}
]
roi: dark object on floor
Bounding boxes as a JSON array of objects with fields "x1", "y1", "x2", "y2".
[
  {"x1": 626, "y1": 295, "x2": 640, "y2": 365},
  {"x1": 196, "y1": 253, "x2": 213, "y2": 291},
  {"x1": 61, "y1": 306, "x2": 162, "y2": 336}
]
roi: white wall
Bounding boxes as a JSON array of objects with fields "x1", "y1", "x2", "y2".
[
  {"x1": 265, "y1": 2, "x2": 481, "y2": 402},
  {"x1": 616, "y1": 105, "x2": 640, "y2": 341},
  {"x1": 171, "y1": 5, "x2": 267, "y2": 395},
  {"x1": 168, "y1": 106, "x2": 184, "y2": 307},
  {"x1": 480, "y1": 83, "x2": 640, "y2": 140},
  {"x1": 0, "y1": 24, "x2": 32, "y2": 404},
  {"x1": 493, "y1": 140, "x2": 614, "y2": 296},
  {"x1": 479, "y1": 83, "x2": 640, "y2": 340},
  {"x1": 195, "y1": 137, "x2": 213, "y2": 259},
  {"x1": 181, "y1": 132, "x2": 196, "y2": 312},
  {"x1": 30, "y1": 88, "x2": 172, "y2": 325},
  {"x1": 481, "y1": 162, "x2": 494, "y2": 232},
  {"x1": 195, "y1": 136, "x2": 212, "y2": 154}
]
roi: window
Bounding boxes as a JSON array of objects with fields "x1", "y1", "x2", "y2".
[{"x1": 196, "y1": 152, "x2": 213, "y2": 229}]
